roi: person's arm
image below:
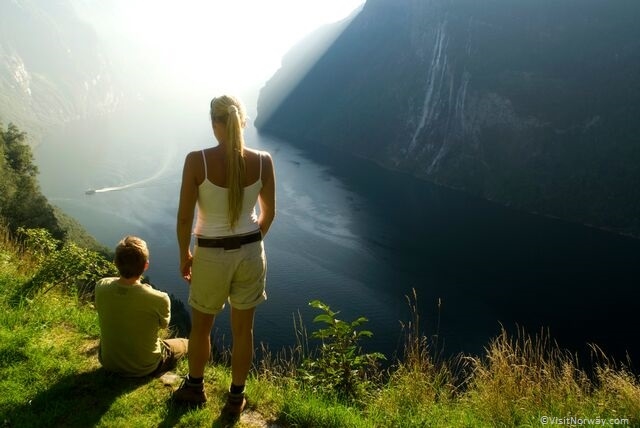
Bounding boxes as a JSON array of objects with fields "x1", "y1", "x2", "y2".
[
  {"x1": 258, "y1": 152, "x2": 276, "y2": 237},
  {"x1": 94, "y1": 280, "x2": 101, "y2": 310},
  {"x1": 159, "y1": 293, "x2": 170, "y2": 329},
  {"x1": 176, "y1": 152, "x2": 198, "y2": 283}
]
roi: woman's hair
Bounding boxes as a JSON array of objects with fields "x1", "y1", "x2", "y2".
[
  {"x1": 114, "y1": 236, "x2": 149, "y2": 279},
  {"x1": 210, "y1": 95, "x2": 247, "y2": 230}
]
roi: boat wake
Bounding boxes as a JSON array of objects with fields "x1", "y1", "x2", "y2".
[{"x1": 84, "y1": 147, "x2": 175, "y2": 196}]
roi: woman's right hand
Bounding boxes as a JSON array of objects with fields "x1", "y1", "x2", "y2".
[
  {"x1": 180, "y1": 255, "x2": 193, "y2": 284},
  {"x1": 177, "y1": 152, "x2": 198, "y2": 285}
]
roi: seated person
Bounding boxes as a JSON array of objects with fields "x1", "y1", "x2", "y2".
[{"x1": 95, "y1": 235, "x2": 188, "y2": 377}]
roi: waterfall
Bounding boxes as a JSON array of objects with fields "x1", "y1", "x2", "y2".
[
  {"x1": 455, "y1": 71, "x2": 471, "y2": 132},
  {"x1": 408, "y1": 19, "x2": 449, "y2": 153}
]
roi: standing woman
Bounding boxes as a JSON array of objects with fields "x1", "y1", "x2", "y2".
[{"x1": 174, "y1": 95, "x2": 276, "y2": 415}]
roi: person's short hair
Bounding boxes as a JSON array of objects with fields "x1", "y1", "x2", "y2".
[{"x1": 114, "y1": 236, "x2": 149, "y2": 278}]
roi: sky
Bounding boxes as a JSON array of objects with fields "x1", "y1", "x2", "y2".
[{"x1": 77, "y1": 1, "x2": 366, "y2": 104}]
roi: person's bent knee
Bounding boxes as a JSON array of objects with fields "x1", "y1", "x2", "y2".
[{"x1": 164, "y1": 338, "x2": 189, "y2": 359}]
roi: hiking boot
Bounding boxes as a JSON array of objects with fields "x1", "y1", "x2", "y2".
[
  {"x1": 222, "y1": 392, "x2": 246, "y2": 417},
  {"x1": 173, "y1": 378, "x2": 207, "y2": 405}
]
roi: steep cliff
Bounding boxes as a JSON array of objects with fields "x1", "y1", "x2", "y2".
[
  {"x1": 256, "y1": 0, "x2": 640, "y2": 236},
  {"x1": 0, "y1": 0, "x2": 120, "y2": 139}
]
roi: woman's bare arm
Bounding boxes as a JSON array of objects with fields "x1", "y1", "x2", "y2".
[
  {"x1": 258, "y1": 152, "x2": 276, "y2": 237},
  {"x1": 176, "y1": 152, "x2": 199, "y2": 282}
]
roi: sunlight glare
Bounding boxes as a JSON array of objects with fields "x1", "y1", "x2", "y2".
[{"x1": 102, "y1": 0, "x2": 365, "y2": 99}]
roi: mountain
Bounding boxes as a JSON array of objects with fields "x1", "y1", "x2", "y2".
[
  {"x1": 256, "y1": 0, "x2": 640, "y2": 237},
  {"x1": 0, "y1": 1, "x2": 119, "y2": 250},
  {"x1": 0, "y1": 0, "x2": 120, "y2": 140}
]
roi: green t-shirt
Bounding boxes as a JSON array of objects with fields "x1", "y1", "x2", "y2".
[{"x1": 95, "y1": 277, "x2": 170, "y2": 377}]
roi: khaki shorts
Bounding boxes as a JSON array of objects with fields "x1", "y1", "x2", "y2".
[{"x1": 189, "y1": 241, "x2": 267, "y2": 315}]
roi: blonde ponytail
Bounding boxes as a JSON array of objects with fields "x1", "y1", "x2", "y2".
[{"x1": 210, "y1": 96, "x2": 247, "y2": 230}]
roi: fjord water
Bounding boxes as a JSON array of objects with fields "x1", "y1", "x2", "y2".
[{"x1": 36, "y1": 103, "x2": 640, "y2": 364}]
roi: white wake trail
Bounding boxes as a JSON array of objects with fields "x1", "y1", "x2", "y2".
[{"x1": 86, "y1": 146, "x2": 176, "y2": 195}]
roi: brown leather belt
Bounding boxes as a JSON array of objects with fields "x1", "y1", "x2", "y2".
[{"x1": 197, "y1": 231, "x2": 262, "y2": 250}]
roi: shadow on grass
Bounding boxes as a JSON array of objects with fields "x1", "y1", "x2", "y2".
[
  {"x1": 212, "y1": 411, "x2": 241, "y2": 428},
  {"x1": 157, "y1": 399, "x2": 196, "y2": 428},
  {"x1": 157, "y1": 397, "x2": 241, "y2": 427},
  {"x1": 157, "y1": 397, "x2": 248, "y2": 428},
  {"x1": 3, "y1": 368, "x2": 149, "y2": 428}
]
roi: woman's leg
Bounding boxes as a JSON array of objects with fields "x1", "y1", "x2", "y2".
[
  {"x1": 230, "y1": 306, "x2": 256, "y2": 386},
  {"x1": 188, "y1": 307, "x2": 215, "y2": 378},
  {"x1": 173, "y1": 307, "x2": 213, "y2": 404}
]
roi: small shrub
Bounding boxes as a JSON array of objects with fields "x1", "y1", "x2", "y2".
[
  {"x1": 298, "y1": 300, "x2": 385, "y2": 401},
  {"x1": 12, "y1": 228, "x2": 117, "y2": 302},
  {"x1": 17, "y1": 227, "x2": 57, "y2": 262}
]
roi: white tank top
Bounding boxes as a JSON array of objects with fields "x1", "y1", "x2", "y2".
[{"x1": 194, "y1": 150, "x2": 263, "y2": 237}]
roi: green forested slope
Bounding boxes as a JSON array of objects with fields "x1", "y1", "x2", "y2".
[{"x1": 0, "y1": 122, "x2": 105, "y2": 252}]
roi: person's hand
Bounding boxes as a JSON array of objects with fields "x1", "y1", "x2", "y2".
[{"x1": 180, "y1": 255, "x2": 193, "y2": 284}]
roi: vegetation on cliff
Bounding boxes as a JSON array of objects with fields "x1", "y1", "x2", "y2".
[
  {"x1": 1, "y1": 123, "x2": 63, "y2": 238},
  {"x1": 1, "y1": 225, "x2": 638, "y2": 427},
  {"x1": 0, "y1": 122, "x2": 106, "y2": 253}
]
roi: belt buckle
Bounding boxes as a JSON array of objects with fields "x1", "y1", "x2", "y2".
[{"x1": 223, "y1": 236, "x2": 242, "y2": 250}]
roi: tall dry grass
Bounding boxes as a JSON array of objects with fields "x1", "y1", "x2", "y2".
[
  {"x1": 464, "y1": 326, "x2": 640, "y2": 426},
  {"x1": 256, "y1": 310, "x2": 308, "y2": 384},
  {"x1": 368, "y1": 290, "x2": 460, "y2": 422},
  {"x1": 465, "y1": 326, "x2": 590, "y2": 424},
  {"x1": 591, "y1": 345, "x2": 640, "y2": 418},
  {"x1": 0, "y1": 223, "x2": 36, "y2": 278},
  {"x1": 368, "y1": 289, "x2": 640, "y2": 426}
]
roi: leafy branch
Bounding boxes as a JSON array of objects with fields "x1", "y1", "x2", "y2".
[{"x1": 299, "y1": 300, "x2": 385, "y2": 401}]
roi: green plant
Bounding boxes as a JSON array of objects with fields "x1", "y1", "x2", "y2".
[
  {"x1": 16, "y1": 226, "x2": 57, "y2": 262},
  {"x1": 299, "y1": 300, "x2": 385, "y2": 401},
  {"x1": 13, "y1": 227, "x2": 117, "y2": 302}
]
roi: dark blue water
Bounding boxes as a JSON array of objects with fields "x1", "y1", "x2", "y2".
[
  {"x1": 298, "y1": 142, "x2": 640, "y2": 366},
  {"x1": 36, "y1": 102, "x2": 640, "y2": 367}
]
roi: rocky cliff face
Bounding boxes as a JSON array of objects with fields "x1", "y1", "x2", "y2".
[
  {"x1": 256, "y1": 0, "x2": 640, "y2": 236},
  {"x1": 0, "y1": 0, "x2": 120, "y2": 139}
]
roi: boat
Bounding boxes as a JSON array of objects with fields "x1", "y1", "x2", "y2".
[{"x1": 85, "y1": 189, "x2": 96, "y2": 195}]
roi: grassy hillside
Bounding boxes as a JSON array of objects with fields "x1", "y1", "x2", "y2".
[{"x1": 1, "y1": 225, "x2": 638, "y2": 427}]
